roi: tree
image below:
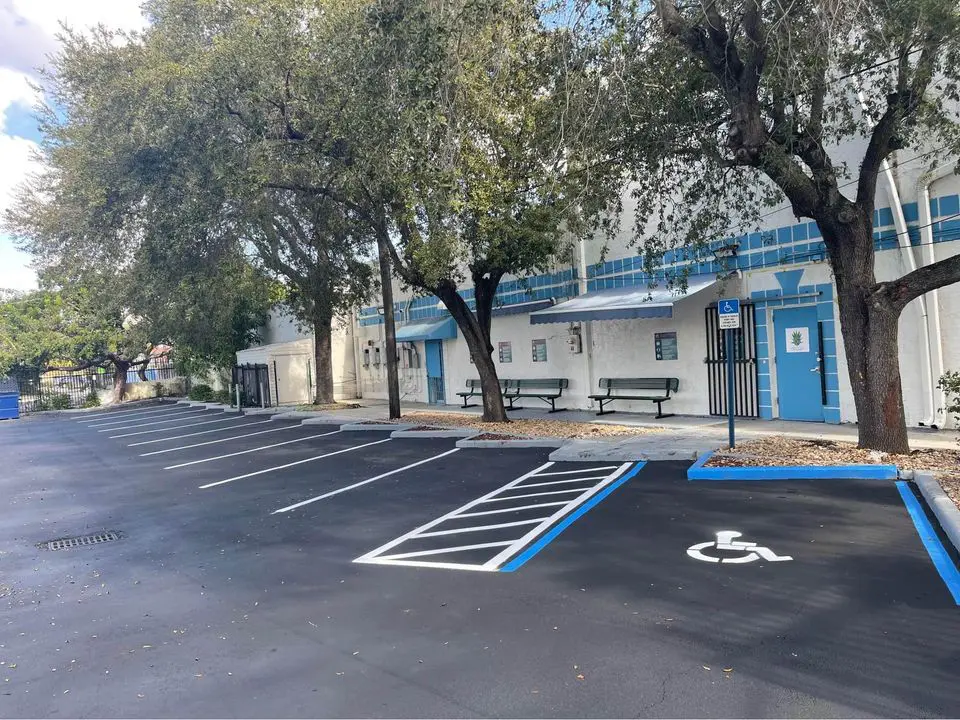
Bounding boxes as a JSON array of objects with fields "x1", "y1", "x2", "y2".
[
  {"x1": 4, "y1": 19, "x2": 373, "y2": 405},
  {"x1": 0, "y1": 287, "x2": 160, "y2": 403},
  {"x1": 593, "y1": 0, "x2": 960, "y2": 452},
  {"x1": 335, "y1": 0, "x2": 612, "y2": 421}
]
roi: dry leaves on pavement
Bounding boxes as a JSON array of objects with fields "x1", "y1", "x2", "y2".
[{"x1": 397, "y1": 411, "x2": 663, "y2": 440}]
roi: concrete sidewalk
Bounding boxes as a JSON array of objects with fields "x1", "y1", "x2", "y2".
[{"x1": 253, "y1": 398, "x2": 958, "y2": 461}]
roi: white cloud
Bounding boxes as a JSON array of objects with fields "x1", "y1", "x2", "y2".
[
  {"x1": 10, "y1": 0, "x2": 147, "y2": 38},
  {"x1": 0, "y1": 1, "x2": 147, "y2": 292}
]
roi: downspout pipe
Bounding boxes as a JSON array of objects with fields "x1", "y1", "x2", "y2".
[
  {"x1": 881, "y1": 157, "x2": 936, "y2": 427},
  {"x1": 917, "y1": 163, "x2": 955, "y2": 428}
]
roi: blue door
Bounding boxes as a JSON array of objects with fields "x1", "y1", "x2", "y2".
[
  {"x1": 773, "y1": 306, "x2": 823, "y2": 421},
  {"x1": 424, "y1": 340, "x2": 445, "y2": 404}
]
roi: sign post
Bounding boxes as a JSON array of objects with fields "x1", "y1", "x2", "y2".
[{"x1": 717, "y1": 298, "x2": 741, "y2": 449}]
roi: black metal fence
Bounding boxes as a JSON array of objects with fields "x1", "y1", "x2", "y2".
[
  {"x1": 12, "y1": 356, "x2": 180, "y2": 414},
  {"x1": 232, "y1": 363, "x2": 272, "y2": 408},
  {"x1": 704, "y1": 303, "x2": 760, "y2": 418}
]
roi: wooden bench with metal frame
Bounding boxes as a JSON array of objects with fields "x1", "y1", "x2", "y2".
[
  {"x1": 589, "y1": 377, "x2": 679, "y2": 418},
  {"x1": 503, "y1": 378, "x2": 569, "y2": 413}
]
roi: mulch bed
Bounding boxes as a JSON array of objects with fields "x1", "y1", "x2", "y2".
[
  {"x1": 707, "y1": 438, "x2": 960, "y2": 479},
  {"x1": 399, "y1": 411, "x2": 662, "y2": 440},
  {"x1": 472, "y1": 433, "x2": 524, "y2": 441}
]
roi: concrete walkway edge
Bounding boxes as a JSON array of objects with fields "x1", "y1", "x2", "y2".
[{"x1": 915, "y1": 472, "x2": 960, "y2": 554}]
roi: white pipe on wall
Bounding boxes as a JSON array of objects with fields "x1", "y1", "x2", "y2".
[
  {"x1": 882, "y1": 157, "x2": 936, "y2": 426},
  {"x1": 918, "y1": 163, "x2": 955, "y2": 428}
]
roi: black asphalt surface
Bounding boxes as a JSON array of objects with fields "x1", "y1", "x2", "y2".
[{"x1": 1, "y1": 400, "x2": 958, "y2": 718}]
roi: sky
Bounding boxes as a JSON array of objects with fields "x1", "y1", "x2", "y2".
[{"x1": 0, "y1": 0, "x2": 147, "y2": 291}]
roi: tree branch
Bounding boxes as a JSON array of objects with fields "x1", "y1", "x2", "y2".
[
  {"x1": 879, "y1": 253, "x2": 960, "y2": 312},
  {"x1": 857, "y1": 43, "x2": 939, "y2": 207}
]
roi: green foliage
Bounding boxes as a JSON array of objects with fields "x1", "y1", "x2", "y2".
[
  {"x1": 213, "y1": 389, "x2": 232, "y2": 405},
  {"x1": 48, "y1": 394, "x2": 71, "y2": 410},
  {"x1": 188, "y1": 383, "x2": 215, "y2": 402},
  {"x1": 82, "y1": 392, "x2": 101, "y2": 408},
  {"x1": 939, "y1": 371, "x2": 960, "y2": 426},
  {"x1": 153, "y1": 382, "x2": 165, "y2": 398},
  {"x1": 586, "y1": 0, "x2": 960, "y2": 270}
]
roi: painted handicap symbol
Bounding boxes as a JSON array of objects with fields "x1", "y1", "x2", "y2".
[{"x1": 687, "y1": 530, "x2": 793, "y2": 564}]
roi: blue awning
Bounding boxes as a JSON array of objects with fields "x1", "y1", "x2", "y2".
[
  {"x1": 529, "y1": 275, "x2": 719, "y2": 324},
  {"x1": 491, "y1": 300, "x2": 554, "y2": 317},
  {"x1": 395, "y1": 318, "x2": 458, "y2": 342}
]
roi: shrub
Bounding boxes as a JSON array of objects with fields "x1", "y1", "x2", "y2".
[
  {"x1": 188, "y1": 383, "x2": 215, "y2": 402},
  {"x1": 48, "y1": 393, "x2": 71, "y2": 410},
  {"x1": 939, "y1": 371, "x2": 960, "y2": 431},
  {"x1": 213, "y1": 389, "x2": 232, "y2": 405},
  {"x1": 154, "y1": 382, "x2": 165, "y2": 398},
  {"x1": 82, "y1": 392, "x2": 101, "y2": 408}
]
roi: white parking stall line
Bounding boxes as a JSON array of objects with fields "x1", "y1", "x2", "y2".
[
  {"x1": 479, "y1": 488, "x2": 588, "y2": 502},
  {"x1": 165, "y1": 430, "x2": 342, "y2": 470},
  {"x1": 415, "y1": 518, "x2": 549, "y2": 538},
  {"x1": 75, "y1": 405, "x2": 182, "y2": 421},
  {"x1": 514, "y1": 476, "x2": 610, "y2": 489},
  {"x1": 527, "y1": 466, "x2": 618, "y2": 477},
  {"x1": 133, "y1": 420, "x2": 278, "y2": 450},
  {"x1": 272, "y1": 447, "x2": 461, "y2": 513},
  {"x1": 81, "y1": 407, "x2": 198, "y2": 425},
  {"x1": 199, "y1": 438, "x2": 393, "y2": 489},
  {"x1": 92, "y1": 410, "x2": 207, "y2": 430},
  {"x1": 108, "y1": 415, "x2": 242, "y2": 439},
  {"x1": 453, "y1": 501, "x2": 570, "y2": 518},
  {"x1": 354, "y1": 462, "x2": 637, "y2": 572},
  {"x1": 375, "y1": 541, "x2": 513, "y2": 562}
]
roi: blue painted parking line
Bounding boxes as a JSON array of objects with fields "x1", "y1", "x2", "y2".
[
  {"x1": 896, "y1": 481, "x2": 960, "y2": 605},
  {"x1": 500, "y1": 462, "x2": 646, "y2": 572},
  {"x1": 354, "y1": 461, "x2": 644, "y2": 572}
]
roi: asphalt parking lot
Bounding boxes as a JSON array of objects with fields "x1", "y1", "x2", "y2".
[{"x1": 1, "y1": 400, "x2": 959, "y2": 718}]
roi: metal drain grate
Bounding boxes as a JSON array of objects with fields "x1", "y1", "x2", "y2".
[{"x1": 40, "y1": 532, "x2": 121, "y2": 551}]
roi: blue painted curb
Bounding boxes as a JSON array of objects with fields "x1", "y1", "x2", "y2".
[{"x1": 687, "y1": 450, "x2": 898, "y2": 481}]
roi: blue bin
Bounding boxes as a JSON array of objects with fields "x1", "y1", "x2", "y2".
[{"x1": 0, "y1": 391, "x2": 19, "y2": 420}]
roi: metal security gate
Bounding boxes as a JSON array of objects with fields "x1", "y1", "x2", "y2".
[
  {"x1": 232, "y1": 363, "x2": 271, "y2": 408},
  {"x1": 704, "y1": 303, "x2": 759, "y2": 417}
]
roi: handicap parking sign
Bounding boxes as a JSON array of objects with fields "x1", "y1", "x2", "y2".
[{"x1": 718, "y1": 298, "x2": 740, "y2": 329}]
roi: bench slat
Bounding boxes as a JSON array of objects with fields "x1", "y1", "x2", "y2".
[{"x1": 599, "y1": 377, "x2": 678, "y2": 393}]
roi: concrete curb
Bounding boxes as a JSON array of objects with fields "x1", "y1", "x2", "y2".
[
  {"x1": 391, "y1": 429, "x2": 477, "y2": 439},
  {"x1": 687, "y1": 450, "x2": 899, "y2": 481},
  {"x1": 456, "y1": 437, "x2": 566, "y2": 449},
  {"x1": 341, "y1": 422, "x2": 413, "y2": 432},
  {"x1": 915, "y1": 472, "x2": 960, "y2": 554},
  {"x1": 548, "y1": 445, "x2": 652, "y2": 462},
  {"x1": 270, "y1": 411, "x2": 328, "y2": 420},
  {"x1": 300, "y1": 415, "x2": 371, "y2": 426}
]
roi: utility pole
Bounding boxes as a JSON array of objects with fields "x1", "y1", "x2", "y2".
[{"x1": 376, "y1": 233, "x2": 401, "y2": 419}]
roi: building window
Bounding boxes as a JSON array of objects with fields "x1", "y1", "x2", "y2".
[
  {"x1": 498, "y1": 341, "x2": 513, "y2": 363},
  {"x1": 532, "y1": 339, "x2": 548, "y2": 363},
  {"x1": 655, "y1": 332, "x2": 678, "y2": 361}
]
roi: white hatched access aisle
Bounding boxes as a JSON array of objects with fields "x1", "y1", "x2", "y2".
[{"x1": 354, "y1": 460, "x2": 642, "y2": 572}]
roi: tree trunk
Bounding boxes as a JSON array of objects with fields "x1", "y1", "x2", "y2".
[
  {"x1": 438, "y1": 283, "x2": 508, "y2": 422},
  {"x1": 112, "y1": 360, "x2": 130, "y2": 404},
  {"x1": 375, "y1": 232, "x2": 402, "y2": 419},
  {"x1": 312, "y1": 312, "x2": 335, "y2": 405},
  {"x1": 823, "y1": 215, "x2": 911, "y2": 454},
  {"x1": 137, "y1": 364, "x2": 148, "y2": 381}
]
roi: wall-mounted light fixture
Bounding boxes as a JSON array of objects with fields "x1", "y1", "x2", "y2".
[{"x1": 712, "y1": 242, "x2": 740, "y2": 261}]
